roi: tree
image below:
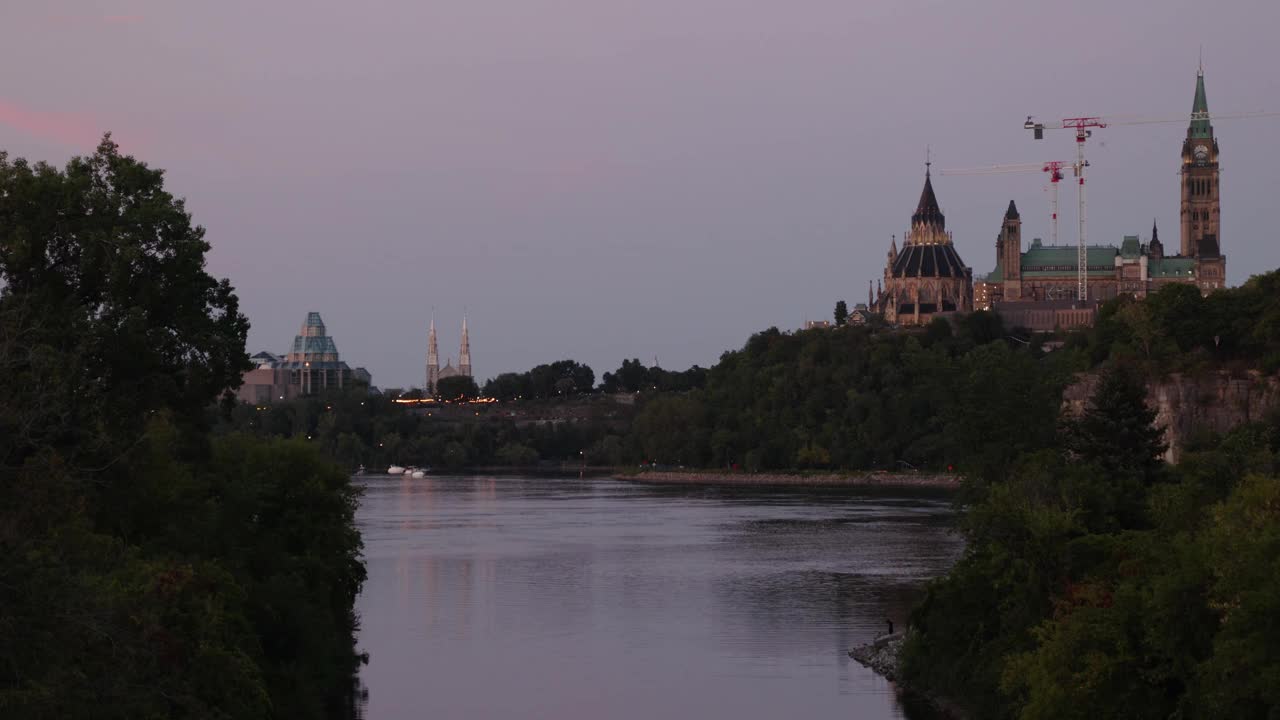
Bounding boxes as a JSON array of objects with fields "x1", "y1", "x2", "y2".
[
  {"x1": 1065, "y1": 365, "x2": 1167, "y2": 483},
  {"x1": 0, "y1": 136, "x2": 250, "y2": 464},
  {"x1": 834, "y1": 300, "x2": 849, "y2": 326},
  {"x1": 436, "y1": 375, "x2": 480, "y2": 399},
  {"x1": 0, "y1": 139, "x2": 365, "y2": 718}
]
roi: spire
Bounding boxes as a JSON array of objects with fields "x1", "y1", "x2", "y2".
[
  {"x1": 868, "y1": 279, "x2": 873, "y2": 307},
  {"x1": 459, "y1": 316, "x2": 472, "y2": 378},
  {"x1": 888, "y1": 234, "x2": 898, "y2": 261},
  {"x1": 1190, "y1": 66, "x2": 1211, "y2": 138},
  {"x1": 912, "y1": 166, "x2": 945, "y2": 228},
  {"x1": 1151, "y1": 218, "x2": 1159, "y2": 244},
  {"x1": 426, "y1": 312, "x2": 439, "y2": 393},
  {"x1": 1005, "y1": 199, "x2": 1020, "y2": 221}
]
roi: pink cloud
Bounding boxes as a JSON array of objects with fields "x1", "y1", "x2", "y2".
[{"x1": 0, "y1": 100, "x2": 104, "y2": 148}]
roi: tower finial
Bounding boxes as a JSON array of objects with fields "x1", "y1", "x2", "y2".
[
  {"x1": 1198, "y1": 45, "x2": 1203, "y2": 76},
  {"x1": 925, "y1": 144, "x2": 931, "y2": 173}
]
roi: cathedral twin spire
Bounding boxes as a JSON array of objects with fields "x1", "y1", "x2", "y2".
[{"x1": 425, "y1": 314, "x2": 473, "y2": 393}]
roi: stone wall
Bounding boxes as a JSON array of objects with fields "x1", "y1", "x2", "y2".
[{"x1": 1062, "y1": 370, "x2": 1280, "y2": 463}]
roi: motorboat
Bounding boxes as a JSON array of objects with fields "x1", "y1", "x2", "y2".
[
  {"x1": 410, "y1": 469, "x2": 427, "y2": 479},
  {"x1": 387, "y1": 465, "x2": 406, "y2": 475}
]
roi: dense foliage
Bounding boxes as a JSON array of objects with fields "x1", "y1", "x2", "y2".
[
  {"x1": 598, "y1": 358, "x2": 708, "y2": 393},
  {"x1": 896, "y1": 272, "x2": 1280, "y2": 719},
  {"x1": 482, "y1": 358, "x2": 595, "y2": 400},
  {"x1": 625, "y1": 311, "x2": 1072, "y2": 475},
  {"x1": 0, "y1": 139, "x2": 365, "y2": 719},
  {"x1": 221, "y1": 389, "x2": 625, "y2": 470}
]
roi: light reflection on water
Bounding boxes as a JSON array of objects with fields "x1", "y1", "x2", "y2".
[{"x1": 354, "y1": 474, "x2": 962, "y2": 719}]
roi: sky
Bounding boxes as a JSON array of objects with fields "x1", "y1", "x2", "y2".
[{"x1": 3, "y1": 1, "x2": 1279, "y2": 388}]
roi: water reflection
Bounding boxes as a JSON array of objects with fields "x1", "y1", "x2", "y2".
[{"x1": 355, "y1": 475, "x2": 962, "y2": 720}]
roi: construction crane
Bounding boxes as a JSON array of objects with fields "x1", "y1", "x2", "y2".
[
  {"x1": 940, "y1": 160, "x2": 1079, "y2": 248},
  {"x1": 1025, "y1": 109, "x2": 1280, "y2": 301}
]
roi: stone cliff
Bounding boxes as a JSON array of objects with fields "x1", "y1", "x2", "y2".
[{"x1": 1063, "y1": 371, "x2": 1280, "y2": 463}]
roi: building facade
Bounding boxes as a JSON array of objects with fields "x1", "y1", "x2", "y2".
[
  {"x1": 976, "y1": 69, "x2": 1226, "y2": 313},
  {"x1": 871, "y1": 166, "x2": 974, "y2": 325},
  {"x1": 426, "y1": 316, "x2": 473, "y2": 395},
  {"x1": 237, "y1": 312, "x2": 369, "y2": 403}
]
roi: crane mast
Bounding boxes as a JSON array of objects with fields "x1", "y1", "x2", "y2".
[
  {"x1": 939, "y1": 160, "x2": 1077, "y2": 248},
  {"x1": 1025, "y1": 117, "x2": 1107, "y2": 301}
]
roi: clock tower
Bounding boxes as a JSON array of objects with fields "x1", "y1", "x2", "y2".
[{"x1": 1180, "y1": 66, "x2": 1220, "y2": 257}]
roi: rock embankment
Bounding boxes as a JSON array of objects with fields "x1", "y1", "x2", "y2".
[
  {"x1": 620, "y1": 471, "x2": 960, "y2": 489},
  {"x1": 848, "y1": 633, "x2": 904, "y2": 681},
  {"x1": 1063, "y1": 370, "x2": 1280, "y2": 464}
]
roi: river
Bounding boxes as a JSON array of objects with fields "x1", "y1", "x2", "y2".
[{"x1": 353, "y1": 473, "x2": 963, "y2": 719}]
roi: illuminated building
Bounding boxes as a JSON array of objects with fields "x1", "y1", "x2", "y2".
[{"x1": 236, "y1": 312, "x2": 371, "y2": 403}]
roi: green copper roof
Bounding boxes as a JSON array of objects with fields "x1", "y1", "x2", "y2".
[
  {"x1": 1149, "y1": 257, "x2": 1197, "y2": 278},
  {"x1": 983, "y1": 261, "x2": 1004, "y2": 284},
  {"x1": 1120, "y1": 235, "x2": 1142, "y2": 258},
  {"x1": 1190, "y1": 70, "x2": 1212, "y2": 139},
  {"x1": 1020, "y1": 245, "x2": 1118, "y2": 277}
]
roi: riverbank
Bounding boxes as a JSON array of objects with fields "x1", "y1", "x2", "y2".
[
  {"x1": 849, "y1": 633, "x2": 967, "y2": 719},
  {"x1": 617, "y1": 470, "x2": 962, "y2": 489}
]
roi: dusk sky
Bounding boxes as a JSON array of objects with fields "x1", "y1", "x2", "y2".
[{"x1": 3, "y1": 1, "x2": 1278, "y2": 388}]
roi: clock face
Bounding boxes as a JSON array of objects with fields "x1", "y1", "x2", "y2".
[{"x1": 1194, "y1": 144, "x2": 1209, "y2": 161}]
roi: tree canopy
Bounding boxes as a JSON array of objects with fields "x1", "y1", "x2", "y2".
[{"x1": 0, "y1": 138, "x2": 364, "y2": 719}]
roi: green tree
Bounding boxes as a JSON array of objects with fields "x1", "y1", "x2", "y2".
[
  {"x1": 0, "y1": 138, "x2": 365, "y2": 719},
  {"x1": 1063, "y1": 365, "x2": 1167, "y2": 522},
  {"x1": 436, "y1": 375, "x2": 480, "y2": 399},
  {"x1": 0, "y1": 136, "x2": 250, "y2": 465},
  {"x1": 834, "y1": 300, "x2": 849, "y2": 326}
]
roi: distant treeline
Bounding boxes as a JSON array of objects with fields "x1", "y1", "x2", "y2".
[{"x1": 388, "y1": 358, "x2": 710, "y2": 401}]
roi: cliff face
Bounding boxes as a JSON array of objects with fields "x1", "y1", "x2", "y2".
[{"x1": 1063, "y1": 371, "x2": 1280, "y2": 463}]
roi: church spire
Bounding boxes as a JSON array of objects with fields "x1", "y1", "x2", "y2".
[
  {"x1": 459, "y1": 316, "x2": 472, "y2": 378},
  {"x1": 426, "y1": 312, "x2": 439, "y2": 394},
  {"x1": 1190, "y1": 66, "x2": 1212, "y2": 139},
  {"x1": 1005, "y1": 200, "x2": 1020, "y2": 221}
]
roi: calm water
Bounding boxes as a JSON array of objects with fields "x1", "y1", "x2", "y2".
[{"x1": 353, "y1": 474, "x2": 963, "y2": 719}]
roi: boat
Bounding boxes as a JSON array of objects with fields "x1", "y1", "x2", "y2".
[
  {"x1": 411, "y1": 469, "x2": 426, "y2": 479},
  {"x1": 355, "y1": 465, "x2": 366, "y2": 475},
  {"x1": 387, "y1": 465, "x2": 406, "y2": 475}
]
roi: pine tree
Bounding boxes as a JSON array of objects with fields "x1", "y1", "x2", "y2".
[{"x1": 1065, "y1": 365, "x2": 1167, "y2": 483}]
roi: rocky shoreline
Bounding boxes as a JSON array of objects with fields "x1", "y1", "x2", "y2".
[
  {"x1": 848, "y1": 633, "x2": 905, "y2": 681},
  {"x1": 849, "y1": 633, "x2": 966, "y2": 719},
  {"x1": 618, "y1": 470, "x2": 961, "y2": 488}
]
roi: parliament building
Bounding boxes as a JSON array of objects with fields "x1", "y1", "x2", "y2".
[{"x1": 975, "y1": 68, "x2": 1227, "y2": 310}]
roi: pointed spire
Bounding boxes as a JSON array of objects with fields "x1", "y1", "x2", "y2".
[
  {"x1": 426, "y1": 311, "x2": 439, "y2": 393},
  {"x1": 1152, "y1": 218, "x2": 1159, "y2": 244},
  {"x1": 1190, "y1": 65, "x2": 1211, "y2": 138},
  {"x1": 888, "y1": 234, "x2": 898, "y2": 260},
  {"x1": 459, "y1": 315, "x2": 472, "y2": 378},
  {"x1": 912, "y1": 166, "x2": 945, "y2": 228},
  {"x1": 868, "y1": 279, "x2": 874, "y2": 307},
  {"x1": 1005, "y1": 200, "x2": 1020, "y2": 221}
]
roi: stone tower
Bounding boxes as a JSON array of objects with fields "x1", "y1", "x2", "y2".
[
  {"x1": 426, "y1": 314, "x2": 439, "y2": 394},
  {"x1": 998, "y1": 200, "x2": 1023, "y2": 300},
  {"x1": 1180, "y1": 66, "x2": 1220, "y2": 257},
  {"x1": 459, "y1": 316, "x2": 472, "y2": 379}
]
